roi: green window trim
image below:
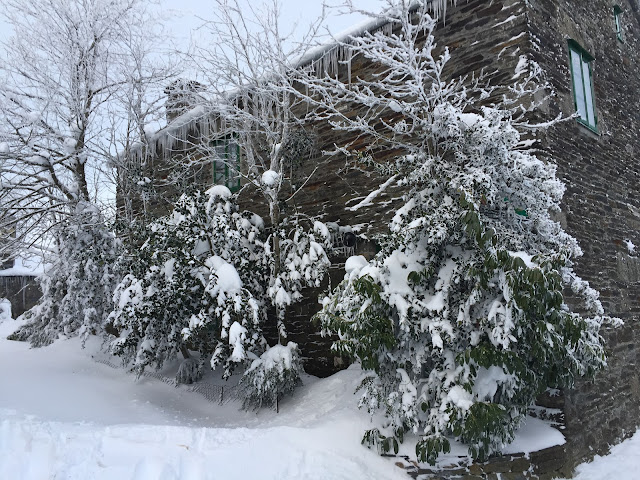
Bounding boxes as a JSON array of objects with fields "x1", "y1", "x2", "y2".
[
  {"x1": 568, "y1": 40, "x2": 598, "y2": 133},
  {"x1": 503, "y1": 197, "x2": 528, "y2": 218},
  {"x1": 211, "y1": 136, "x2": 241, "y2": 192},
  {"x1": 614, "y1": 5, "x2": 624, "y2": 42}
]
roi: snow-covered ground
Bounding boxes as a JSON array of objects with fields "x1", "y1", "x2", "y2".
[
  {"x1": 0, "y1": 314, "x2": 637, "y2": 479},
  {"x1": 563, "y1": 430, "x2": 640, "y2": 480},
  {"x1": 0, "y1": 317, "x2": 408, "y2": 480}
]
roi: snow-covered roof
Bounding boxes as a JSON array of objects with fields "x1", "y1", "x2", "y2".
[
  {"x1": 0, "y1": 255, "x2": 45, "y2": 277},
  {"x1": 295, "y1": 0, "x2": 458, "y2": 69},
  {"x1": 126, "y1": 0, "x2": 459, "y2": 163}
]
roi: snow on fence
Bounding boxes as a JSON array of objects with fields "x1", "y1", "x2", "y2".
[{"x1": 93, "y1": 357, "x2": 240, "y2": 405}]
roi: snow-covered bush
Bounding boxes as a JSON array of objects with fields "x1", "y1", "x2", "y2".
[
  {"x1": 239, "y1": 342, "x2": 303, "y2": 411},
  {"x1": 267, "y1": 220, "x2": 331, "y2": 340},
  {"x1": 318, "y1": 104, "x2": 615, "y2": 463},
  {"x1": 313, "y1": 2, "x2": 617, "y2": 464},
  {"x1": 110, "y1": 186, "x2": 330, "y2": 398},
  {"x1": 8, "y1": 204, "x2": 119, "y2": 346},
  {"x1": 175, "y1": 358, "x2": 201, "y2": 385},
  {"x1": 109, "y1": 187, "x2": 268, "y2": 380}
]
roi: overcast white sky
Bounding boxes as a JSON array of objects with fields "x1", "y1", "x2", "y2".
[
  {"x1": 0, "y1": 0, "x2": 389, "y2": 67},
  {"x1": 0, "y1": 1, "x2": 387, "y2": 46},
  {"x1": 159, "y1": 0, "x2": 387, "y2": 50}
]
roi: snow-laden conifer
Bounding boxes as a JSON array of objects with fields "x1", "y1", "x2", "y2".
[
  {"x1": 110, "y1": 186, "x2": 330, "y2": 393},
  {"x1": 185, "y1": 0, "x2": 335, "y2": 346},
  {"x1": 239, "y1": 342, "x2": 303, "y2": 411},
  {"x1": 8, "y1": 204, "x2": 119, "y2": 346},
  {"x1": 267, "y1": 221, "x2": 332, "y2": 340},
  {"x1": 109, "y1": 187, "x2": 267, "y2": 381},
  {"x1": 312, "y1": 1, "x2": 617, "y2": 464},
  {"x1": 235, "y1": 219, "x2": 330, "y2": 409}
]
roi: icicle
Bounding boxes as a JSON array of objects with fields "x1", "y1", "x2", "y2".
[
  {"x1": 155, "y1": 138, "x2": 162, "y2": 162},
  {"x1": 338, "y1": 45, "x2": 353, "y2": 85},
  {"x1": 160, "y1": 136, "x2": 168, "y2": 162},
  {"x1": 165, "y1": 135, "x2": 172, "y2": 159},
  {"x1": 169, "y1": 133, "x2": 175, "y2": 157},
  {"x1": 130, "y1": 149, "x2": 139, "y2": 168},
  {"x1": 198, "y1": 117, "x2": 207, "y2": 142},
  {"x1": 429, "y1": 0, "x2": 458, "y2": 21},
  {"x1": 181, "y1": 124, "x2": 188, "y2": 144},
  {"x1": 204, "y1": 116, "x2": 210, "y2": 141}
]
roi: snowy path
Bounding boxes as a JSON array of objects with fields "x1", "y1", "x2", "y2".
[
  {"x1": 0, "y1": 412, "x2": 401, "y2": 480},
  {"x1": 0, "y1": 318, "x2": 407, "y2": 480}
]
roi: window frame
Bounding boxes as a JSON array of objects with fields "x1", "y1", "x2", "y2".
[
  {"x1": 568, "y1": 40, "x2": 598, "y2": 133},
  {"x1": 614, "y1": 5, "x2": 624, "y2": 42},
  {"x1": 210, "y1": 136, "x2": 241, "y2": 193}
]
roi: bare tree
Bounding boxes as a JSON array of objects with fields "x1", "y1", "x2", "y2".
[
  {"x1": 106, "y1": 6, "x2": 181, "y2": 225},
  {"x1": 0, "y1": 0, "x2": 176, "y2": 254},
  {"x1": 184, "y1": 0, "x2": 332, "y2": 341},
  {"x1": 0, "y1": 0, "x2": 173, "y2": 344}
]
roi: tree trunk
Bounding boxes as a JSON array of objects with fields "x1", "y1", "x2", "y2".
[
  {"x1": 180, "y1": 345, "x2": 191, "y2": 360},
  {"x1": 269, "y1": 195, "x2": 286, "y2": 346}
]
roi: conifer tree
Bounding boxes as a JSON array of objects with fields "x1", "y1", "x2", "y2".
[
  {"x1": 312, "y1": 1, "x2": 617, "y2": 463},
  {"x1": 8, "y1": 204, "x2": 119, "y2": 346},
  {"x1": 109, "y1": 187, "x2": 267, "y2": 381},
  {"x1": 110, "y1": 186, "x2": 330, "y2": 395}
]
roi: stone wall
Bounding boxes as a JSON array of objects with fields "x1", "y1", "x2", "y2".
[
  {"x1": 393, "y1": 446, "x2": 566, "y2": 480},
  {"x1": 525, "y1": 0, "x2": 640, "y2": 473},
  {"x1": 0, "y1": 276, "x2": 41, "y2": 318}
]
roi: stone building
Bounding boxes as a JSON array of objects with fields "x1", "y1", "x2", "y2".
[
  {"x1": 122, "y1": 0, "x2": 640, "y2": 476},
  {"x1": 0, "y1": 221, "x2": 42, "y2": 318},
  {"x1": 0, "y1": 249, "x2": 42, "y2": 318}
]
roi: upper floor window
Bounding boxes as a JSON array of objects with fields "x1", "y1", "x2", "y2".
[
  {"x1": 568, "y1": 40, "x2": 597, "y2": 132},
  {"x1": 211, "y1": 136, "x2": 241, "y2": 192},
  {"x1": 614, "y1": 5, "x2": 623, "y2": 42}
]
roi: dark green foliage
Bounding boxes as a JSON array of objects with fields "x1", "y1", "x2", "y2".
[
  {"x1": 239, "y1": 342, "x2": 303, "y2": 411},
  {"x1": 109, "y1": 188, "x2": 268, "y2": 380},
  {"x1": 317, "y1": 105, "x2": 614, "y2": 465}
]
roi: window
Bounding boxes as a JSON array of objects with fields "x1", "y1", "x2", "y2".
[
  {"x1": 614, "y1": 5, "x2": 623, "y2": 42},
  {"x1": 568, "y1": 40, "x2": 597, "y2": 132},
  {"x1": 211, "y1": 137, "x2": 241, "y2": 192}
]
